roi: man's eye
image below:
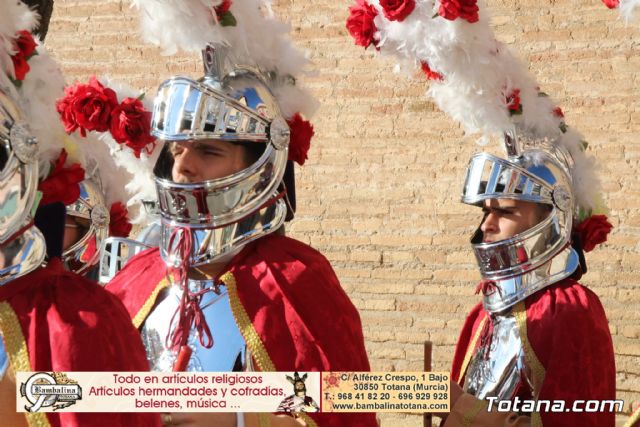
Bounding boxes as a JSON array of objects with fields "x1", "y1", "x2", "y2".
[{"x1": 203, "y1": 149, "x2": 222, "y2": 156}]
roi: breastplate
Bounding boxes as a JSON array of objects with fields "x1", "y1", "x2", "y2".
[
  {"x1": 140, "y1": 278, "x2": 248, "y2": 372},
  {"x1": 463, "y1": 312, "x2": 532, "y2": 400}
]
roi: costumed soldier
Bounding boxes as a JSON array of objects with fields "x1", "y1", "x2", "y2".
[
  {"x1": 104, "y1": 1, "x2": 376, "y2": 427},
  {"x1": 0, "y1": 2, "x2": 160, "y2": 426},
  {"x1": 345, "y1": 0, "x2": 617, "y2": 426},
  {"x1": 443, "y1": 133, "x2": 616, "y2": 427}
]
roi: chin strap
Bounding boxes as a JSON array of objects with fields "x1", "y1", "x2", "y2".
[{"x1": 166, "y1": 226, "x2": 215, "y2": 371}]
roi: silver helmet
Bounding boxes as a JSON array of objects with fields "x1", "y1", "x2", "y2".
[
  {"x1": 461, "y1": 132, "x2": 579, "y2": 313},
  {"x1": 62, "y1": 162, "x2": 110, "y2": 275},
  {"x1": 0, "y1": 86, "x2": 45, "y2": 284},
  {"x1": 151, "y1": 46, "x2": 290, "y2": 268}
]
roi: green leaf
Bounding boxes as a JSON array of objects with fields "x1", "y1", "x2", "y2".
[
  {"x1": 559, "y1": 122, "x2": 567, "y2": 133},
  {"x1": 137, "y1": 93, "x2": 146, "y2": 101},
  {"x1": 580, "y1": 140, "x2": 589, "y2": 151},
  {"x1": 538, "y1": 91, "x2": 549, "y2": 97},
  {"x1": 219, "y1": 12, "x2": 237, "y2": 27}
]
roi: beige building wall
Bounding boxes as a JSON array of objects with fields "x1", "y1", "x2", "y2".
[{"x1": 46, "y1": 0, "x2": 640, "y2": 425}]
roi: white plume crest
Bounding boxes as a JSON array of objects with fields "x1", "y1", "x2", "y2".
[
  {"x1": 0, "y1": 0, "x2": 37, "y2": 87},
  {"x1": 619, "y1": 0, "x2": 640, "y2": 22},
  {"x1": 131, "y1": 0, "x2": 309, "y2": 79},
  {"x1": 360, "y1": 0, "x2": 602, "y2": 211}
]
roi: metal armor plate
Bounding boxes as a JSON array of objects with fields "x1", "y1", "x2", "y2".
[{"x1": 140, "y1": 279, "x2": 247, "y2": 372}]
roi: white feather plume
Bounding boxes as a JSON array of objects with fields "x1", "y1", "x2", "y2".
[
  {"x1": 131, "y1": 0, "x2": 316, "y2": 118},
  {"x1": 0, "y1": 0, "x2": 37, "y2": 86},
  {"x1": 361, "y1": 0, "x2": 602, "y2": 211},
  {"x1": 619, "y1": 0, "x2": 640, "y2": 22},
  {"x1": 19, "y1": 45, "x2": 71, "y2": 172}
]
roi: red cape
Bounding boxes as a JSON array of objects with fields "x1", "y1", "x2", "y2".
[
  {"x1": 107, "y1": 234, "x2": 377, "y2": 427},
  {"x1": 451, "y1": 279, "x2": 616, "y2": 427},
  {"x1": 0, "y1": 259, "x2": 160, "y2": 427}
]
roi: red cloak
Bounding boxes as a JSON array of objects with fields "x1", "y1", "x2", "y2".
[
  {"x1": 0, "y1": 259, "x2": 160, "y2": 427},
  {"x1": 107, "y1": 234, "x2": 377, "y2": 427},
  {"x1": 450, "y1": 279, "x2": 616, "y2": 427}
]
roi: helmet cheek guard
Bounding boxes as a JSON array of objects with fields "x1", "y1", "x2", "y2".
[{"x1": 461, "y1": 137, "x2": 579, "y2": 314}]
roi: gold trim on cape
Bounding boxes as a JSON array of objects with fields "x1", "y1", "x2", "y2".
[
  {"x1": 513, "y1": 301, "x2": 545, "y2": 427},
  {"x1": 221, "y1": 271, "x2": 276, "y2": 372},
  {"x1": 222, "y1": 272, "x2": 320, "y2": 427},
  {"x1": 457, "y1": 314, "x2": 488, "y2": 384},
  {"x1": 0, "y1": 301, "x2": 51, "y2": 427},
  {"x1": 624, "y1": 408, "x2": 640, "y2": 427},
  {"x1": 132, "y1": 277, "x2": 171, "y2": 328}
]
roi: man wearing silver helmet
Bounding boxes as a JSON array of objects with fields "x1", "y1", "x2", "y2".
[
  {"x1": 439, "y1": 134, "x2": 615, "y2": 426},
  {"x1": 106, "y1": 46, "x2": 376, "y2": 427},
  {"x1": 0, "y1": 6, "x2": 160, "y2": 425}
]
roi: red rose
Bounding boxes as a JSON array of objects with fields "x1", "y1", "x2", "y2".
[
  {"x1": 379, "y1": 0, "x2": 415, "y2": 22},
  {"x1": 56, "y1": 77, "x2": 119, "y2": 137},
  {"x1": 574, "y1": 214, "x2": 613, "y2": 252},
  {"x1": 439, "y1": 0, "x2": 479, "y2": 24},
  {"x1": 506, "y1": 89, "x2": 522, "y2": 115},
  {"x1": 215, "y1": 0, "x2": 231, "y2": 16},
  {"x1": 10, "y1": 30, "x2": 38, "y2": 81},
  {"x1": 38, "y1": 149, "x2": 85, "y2": 206},
  {"x1": 109, "y1": 202, "x2": 132, "y2": 238},
  {"x1": 346, "y1": 0, "x2": 379, "y2": 49},
  {"x1": 110, "y1": 97, "x2": 156, "y2": 157},
  {"x1": 421, "y1": 61, "x2": 443, "y2": 81},
  {"x1": 553, "y1": 106, "x2": 564, "y2": 118},
  {"x1": 214, "y1": 0, "x2": 236, "y2": 26},
  {"x1": 286, "y1": 113, "x2": 314, "y2": 166},
  {"x1": 602, "y1": 0, "x2": 619, "y2": 9}
]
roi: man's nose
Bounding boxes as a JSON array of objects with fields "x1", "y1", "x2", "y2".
[
  {"x1": 481, "y1": 212, "x2": 498, "y2": 234},
  {"x1": 173, "y1": 147, "x2": 198, "y2": 182}
]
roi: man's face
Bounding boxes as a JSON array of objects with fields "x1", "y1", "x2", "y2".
[
  {"x1": 170, "y1": 140, "x2": 248, "y2": 183},
  {"x1": 480, "y1": 198, "x2": 548, "y2": 243}
]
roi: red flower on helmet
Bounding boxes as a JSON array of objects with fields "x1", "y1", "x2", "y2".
[
  {"x1": 439, "y1": 0, "x2": 479, "y2": 24},
  {"x1": 38, "y1": 149, "x2": 85, "y2": 206},
  {"x1": 10, "y1": 30, "x2": 38, "y2": 82},
  {"x1": 574, "y1": 215, "x2": 613, "y2": 252},
  {"x1": 421, "y1": 61, "x2": 443, "y2": 81},
  {"x1": 379, "y1": 0, "x2": 416, "y2": 22},
  {"x1": 553, "y1": 106, "x2": 564, "y2": 118},
  {"x1": 56, "y1": 77, "x2": 119, "y2": 136},
  {"x1": 601, "y1": 0, "x2": 619, "y2": 9},
  {"x1": 110, "y1": 97, "x2": 156, "y2": 158},
  {"x1": 506, "y1": 89, "x2": 522, "y2": 115},
  {"x1": 109, "y1": 202, "x2": 132, "y2": 238},
  {"x1": 346, "y1": 0, "x2": 379, "y2": 49},
  {"x1": 214, "y1": 0, "x2": 236, "y2": 26},
  {"x1": 287, "y1": 113, "x2": 314, "y2": 166}
]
